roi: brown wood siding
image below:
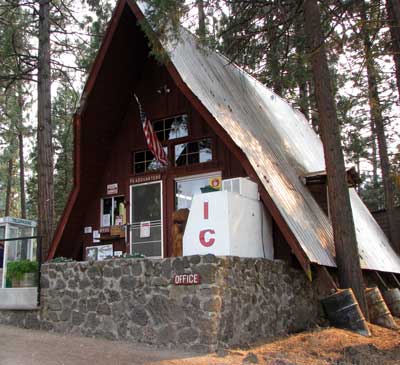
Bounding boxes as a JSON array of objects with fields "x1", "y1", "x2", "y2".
[
  {"x1": 307, "y1": 183, "x2": 329, "y2": 216},
  {"x1": 372, "y1": 207, "x2": 400, "y2": 248},
  {"x1": 54, "y1": 8, "x2": 246, "y2": 258}
]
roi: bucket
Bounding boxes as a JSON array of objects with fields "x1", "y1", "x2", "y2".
[
  {"x1": 365, "y1": 287, "x2": 398, "y2": 329},
  {"x1": 321, "y1": 288, "x2": 370, "y2": 336},
  {"x1": 383, "y1": 288, "x2": 400, "y2": 317}
]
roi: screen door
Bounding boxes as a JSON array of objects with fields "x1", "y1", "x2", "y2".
[{"x1": 130, "y1": 181, "x2": 163, "y2": 257}]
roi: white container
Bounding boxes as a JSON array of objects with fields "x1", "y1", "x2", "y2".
[
  {"x1": 222, "y1": 177, "x2": 259, "y2": 201},
  {"x1": 183, "y1": 191, "x2": 273, "y2": 258}
]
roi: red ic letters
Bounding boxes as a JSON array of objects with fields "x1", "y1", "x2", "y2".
[{"x1": 199, "y1": 229, "x2": 215, "y2": 247}]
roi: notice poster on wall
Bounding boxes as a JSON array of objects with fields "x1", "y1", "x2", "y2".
[
  {"x1": 93, "y1": 230, "x2": 100, "y2": 243},
  {"x1": 97, "y1": 244, "x2": 113, "y2": 260},
  {"x1": 140, "y1": 221, "x2": 151, "y2": 238},
  {"x1": 102, "y1": 214, "x2": 111, "y2": 227},
  {"x1": 86, "y1": 246, "x2": 98, "y2": 261},
  {"x1": 84, "y1": 226, "x2": 92, "y2": 234},
  {"x1": 85, "y1": 244, "x2": 113, "y2": 261}
]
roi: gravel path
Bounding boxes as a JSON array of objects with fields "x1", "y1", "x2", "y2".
[
  {"x1": 0, "y1": 325, "x2": 206, "y2": 365},
  {"x1": 2, "y1": 322, "x2": 399, "y2": 365}
]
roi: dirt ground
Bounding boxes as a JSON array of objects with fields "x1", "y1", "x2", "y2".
[{"x1": 0, "y1": 321, "x2": 399, "y2": 365}]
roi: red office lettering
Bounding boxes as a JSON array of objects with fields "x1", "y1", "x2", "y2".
[
  {"x1": 204, "y1": 201, "x2": 209, "y2": 220},
  {"x1": 199, "y1": 229, "x2": 215, "y2": 247}
]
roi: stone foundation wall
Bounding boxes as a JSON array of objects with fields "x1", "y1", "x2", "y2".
[{"x1": 0, "y1": 256, "x2": 321, "y2": 351}]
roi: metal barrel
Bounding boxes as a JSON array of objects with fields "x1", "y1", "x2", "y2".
[
  {"x1": 365, "y1": 287, "x2": 398, "y2": 330},
  {"x1": 383, "y1": 288, "x2": 400, "y2": 317},
  {"x1": 321, "y1": 288, "x2": 370, "y2": 336}
]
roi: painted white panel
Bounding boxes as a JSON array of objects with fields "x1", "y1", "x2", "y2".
[
  {"x1": 0, "y1": 288, "x2": 38, "y2": 309},
  {"x1": 183, "y1": 191, "x2": 273, "y2": 258}
]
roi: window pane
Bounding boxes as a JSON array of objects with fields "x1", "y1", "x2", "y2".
[
  {"x1": 135, "y1": 163, "x2": 145, "y2": 174},
  {"x1": 103, "y1": 198, "x2": 112, "y2": 216},
  {"x1": 135, "y1": 151, "x2": 145, "y2": 162},
  {"x1": 175, "y1": 174, "x2": 221, "y2": 210},
  {"x1": 146, "y1": 159, "x2": 163, "y2": 171},
  {"x1": 164, "y1": 118, "x2": 174, "y2": 131},
  {"x1": 132, "y1": 183, "x2": 161, "y2": 222},
  {"x1": 102, "y1": 198, "x2": 112, "y2": 227},
  {"x1": 134, "y1": 148, "x2": 168, "y2": 174},
  {"x1": 188, "y1": 141, "x2": 199, "y2": 153},
  {"x1": 188, "y1": 153, "x2": 199, "y2": 164},
  {"x1": 199, "y1": 139, "x2": 212, "y2": 162},
  {"x1": 145, "y1": 150, "x2": 155, "y2": 160},
  {"x1": 175, "y1": 143, "x2": 187, "y2": 166},
  {"x1": 132, "y1": 242, "x2": 161, "y2": 257},
  {"x1": 153, "y1": 120, "x2": 164, "y2": 132},
  {"x1": 174, "y1": 138, "x2": 212, "y2": 167},
  {"x1": 153, "y1": 114, "x2": 189, "y2": 141},
  {"x1": 114, "y1": 196, "x2": 125, "y2": 225},
  {"x1": 169, "y1": 115, "x2": 188, "y2": 140}
]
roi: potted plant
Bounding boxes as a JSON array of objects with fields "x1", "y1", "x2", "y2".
[{"x1": 6, "y1": 260, "x2": 38, "y2": 288}]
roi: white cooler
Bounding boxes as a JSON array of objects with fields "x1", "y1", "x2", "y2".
[{"x1": 183, "y1": 190, "x2": 273, "y2": 258}]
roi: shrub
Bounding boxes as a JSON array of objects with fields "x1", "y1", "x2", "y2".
[{"x1": 6, "y1": 260, "x2": 38, "y2": 281}]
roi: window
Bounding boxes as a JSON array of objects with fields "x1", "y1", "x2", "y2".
[
  {"x1": 175, "y1": 138, "x2": 212, "y2": 166},
  {"x1": 133, "y1": 149, "x2": 168, "y2": 174},
  {"x1": 101, "y1": 196, "x2": 125, "y2": 227},
  {"x1": 153, "y1": 115, "x2": 188, "y2": 142},
  {"x1": 175, "y1": 172, "x2": 221, "y2": 210}
]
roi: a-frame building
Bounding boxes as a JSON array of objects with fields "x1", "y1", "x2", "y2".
[{"x1": 48, "y1": 0, "x2": 400, "y2": 278}]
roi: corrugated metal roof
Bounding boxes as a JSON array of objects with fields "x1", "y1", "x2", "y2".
[
  {"x1": 137, "y1": 2, "x2": 400, "y2": 274},
  {"x1": 350, "y1": 189, "x2": 400, "y2": 273}
]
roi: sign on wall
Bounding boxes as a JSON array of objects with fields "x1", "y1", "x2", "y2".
[
  {"x1": 129, "y1": 174, "x2": 161, "y2": 185},
  {"x1": 173, "y1": 273, "x2": 201, "y2": 285},
  {"x1": 107, "y1": 183, "x2": 118, "y2": 195}
]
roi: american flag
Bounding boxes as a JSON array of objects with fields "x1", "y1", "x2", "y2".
[{"x1": 134, "y1": 94, "x2": 169, "y2": 166}]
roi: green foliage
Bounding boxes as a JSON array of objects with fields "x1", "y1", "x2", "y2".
[
  {"x1": 137, "y1": 0, "x2": 188, "y2": 63},
  {"x1": 49, "y1": 256, "x2": 75, "y2": 263},
  {"x1": 124, "y1": 252, "x2": 145, "y2": 259},
  {"x1": 76, "y1": 0, "x2": 115, "y2": 73},
  {"x1": 53, "y1": 82, "x2": 78, "y2": 220},
  {"x1": 6, "y1": 260, "x2": 38, "y2": 281}
]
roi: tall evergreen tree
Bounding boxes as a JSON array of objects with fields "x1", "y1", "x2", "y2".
[
  {"x1": 359, "y1": 0, "x2": 400, "y2": 251},
  {"x1": 303, "y1": 0, "x2": 368, "y2": 317},
  {"x1": 37, "y1": 0, "x2": 54, "y2": 259},
  {"x1": 53, "y1": 82, "x2": 78, "y2": 220},
  {"x1": 386, "y1": 0, "x2": 400, "y2": 100}
]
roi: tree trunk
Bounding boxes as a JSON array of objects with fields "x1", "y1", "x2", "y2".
[
  {"x1": 5, "y1": 158, "x2": 13, "y2": 216},
  {"x1": 268, "y1": 22, "x2": 283, "y2": 96},
  {"x1": 18, "y1": 131, "x2": 26, "y2": 219},
  {"x1": 361, "y1": 0, "x2": 400, "y2": 252},
  {"x1": 370, "y1": 121, "x2": 378, "y2": 186},
  {"x1": 196, "y1": 0, "x2": 206, "y2": 41},
  {"x1": 17, "y1": 88, "x2": 26, "y2": 219},
  {"x1": 303, "y1": 0, "x2": 368, "y2": 318},
  {"x1": 308, "y1": 80, "x2": 319, "y2": 133},
  {"x1": 37, "y1": 0, "x2": 54, "y2": 260},
  {"x1": 387, "y1": 0, "x2": 400, "y2": 100},
  {"x1": 295, "y1": 19, "x2": 310, "y2": 121}
]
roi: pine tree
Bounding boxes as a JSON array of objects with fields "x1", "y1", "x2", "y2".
[
  {"x1": 52, "y1": 82, "x2": 78, "y2": 220},
  {"x1": 303, "y1": 0, "x2": 368, "y2": 317},
  {"x1": 359, "y1": 0, "x2": 400, "y2": 251}
]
